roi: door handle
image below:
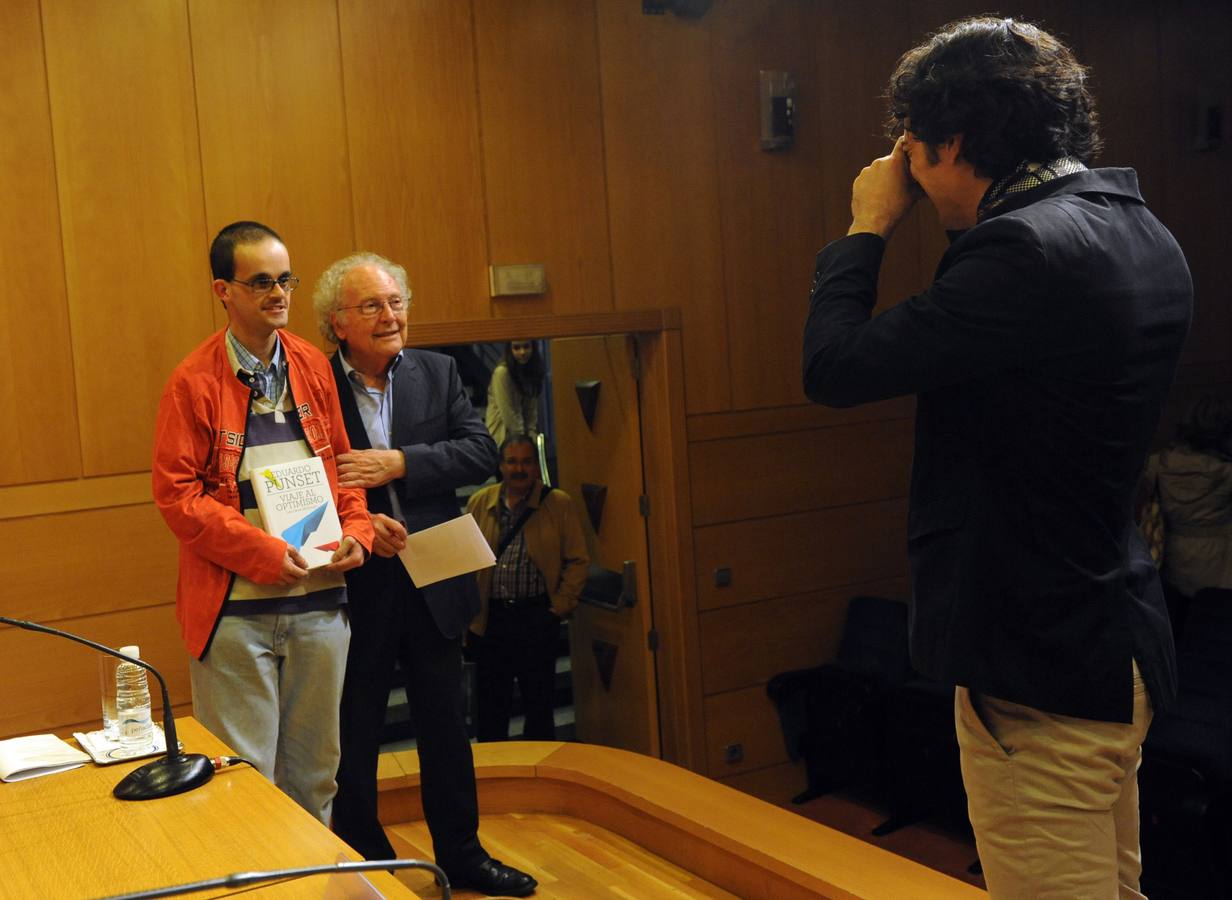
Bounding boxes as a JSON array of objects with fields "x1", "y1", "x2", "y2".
[
  {"x1": 535, "y1": 432, "x2": 551, "y2": 487},
  {"x1": 619, "y1": 560, "x2": 637, "y2": 608},
  {"x1": 580, "y1": 561, "x2": 638, "y2": 611}
]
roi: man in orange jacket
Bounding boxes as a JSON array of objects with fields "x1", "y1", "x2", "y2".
[{"x1": 152, "y1": 221, "x2": 372, "y2": 823}]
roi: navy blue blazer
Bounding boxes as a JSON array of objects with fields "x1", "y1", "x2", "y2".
[
  {"x1": 332, "y1": 348, "x2": 498, "y2": 639},
  {"x1": 803, "y1": 168, "x2": 1192, "y2": 722}
]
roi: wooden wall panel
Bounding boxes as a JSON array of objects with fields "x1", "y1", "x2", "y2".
[
  {"x1": 190, "y1": 0, "x2": 355, "y2": 346},
  {"x1": 698, "y1": 579, "x2": 908, "y2": 696},
  {"x1": 0, "y1": 474, "x2": 149, "y2": 521},
  {"x1": 1077, "y1": 0, "x2": 1231, "y2": 438},
  {"x1": 0, "y1": 605, "x2": 188, "y2": 739},
  {"x1": 694, "y1": 498, "x2": 909, "y2": 611},
  {"x1": 704, "y1": 684, "x2": 790, "y2": 777},
  {"x1": 596, "y1": 4, "x2": 730, "y2": 414},
  {"x1": 0, "y1": 0, "x2": 80, "y2": 487},
  {"x1": 814, "y1": 1, "x2": 930, "y2": 317},
  {"x1": 0, "y1": 505, "x2": 179, "y2": 624},
  {"x1": 904, "y1": 1, "x2": 1018, "y2": 39},
  {"x1": 689, "y1": 418, "x2": 913, "y2": 526},
  {"x1": 0, "y1": 504, "x2": 184, "y2": 739},
  {"x1": 687, "y1": 397, "x2": 915, "y2": 442},
  {"x1": 473, "y1": 0, "x2": 612, "y2": 318},
  {"x1": 338, "y1": 0, "x2": 490, "y2": 326},
  {"x1": 41, "y1": 0, "x2": 210, "y2": 476},
  {"x1": 1155, "y1": 0, "x2": 1232, "y2": 368},
  {"x1": 711, "y1": 0, "x2": 823, "y2": 411},
  {"x1": 1072, "y1": 4, "x2": 1164, "y2": 204}
]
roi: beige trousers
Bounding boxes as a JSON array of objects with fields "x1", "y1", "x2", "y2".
[{"x1": 955, "y1": 662, "x2": 1153, "y2": 899}]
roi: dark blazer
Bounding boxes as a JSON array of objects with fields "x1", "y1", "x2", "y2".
[
  {"x1": 803, "y1": 168, "x2": 1192, "y2": 723},
  {"x1": 331, "y1": 348, "x2": 498, "y2": 639}
]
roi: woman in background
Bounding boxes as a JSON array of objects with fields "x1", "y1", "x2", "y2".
[
  {"x1": 1147, "y1": 395, "x2": 1232, "y2": 632},
  {"x1": 485, "y1": 340, "x2": 543, "y2": 447}
]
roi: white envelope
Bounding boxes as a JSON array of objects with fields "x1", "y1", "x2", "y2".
[{"x1": 397, "y1": 515, "x2": 496, "y2": 588}]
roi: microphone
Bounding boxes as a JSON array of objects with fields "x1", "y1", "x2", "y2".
[
  {"x1": 0, "y1": 615, "x2": 213, "y2": 801},
  {"x1": 98, "y1": 858, "x2": 452, "y2": 899}
]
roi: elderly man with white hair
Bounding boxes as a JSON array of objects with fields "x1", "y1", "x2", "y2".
[{"x1": 314, "y1": 253, "x2": 535, "y2": 897}]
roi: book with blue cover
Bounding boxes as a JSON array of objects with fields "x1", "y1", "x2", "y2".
[{"x1": 252, "y1": 456, "x2": 343, "y2": 569}]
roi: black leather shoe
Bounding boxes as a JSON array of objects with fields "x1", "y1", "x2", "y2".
[{"x1": 447, "y1": 858, "x2": 537, "y2": 896}]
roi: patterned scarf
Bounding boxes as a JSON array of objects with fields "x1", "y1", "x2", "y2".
[{"x1": 977, "y1": 157, "x2": 1087, "y2": 221}]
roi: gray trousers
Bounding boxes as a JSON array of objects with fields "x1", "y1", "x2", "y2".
[{"x1": 189, "y1": 608, "x2": 349, "y2": 824}]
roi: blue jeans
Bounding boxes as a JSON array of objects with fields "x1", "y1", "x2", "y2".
[{"x1": 189, "y1": 608, "x2": 350, "y2": 823}]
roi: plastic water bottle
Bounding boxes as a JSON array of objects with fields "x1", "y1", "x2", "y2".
[{"x1": 115, "y1": 645, "x2": 153, "y2": 752}]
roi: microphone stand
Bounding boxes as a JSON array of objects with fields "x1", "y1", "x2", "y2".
[
  {"x1": 99, "y1": 859, "x2": 451, "y2": 900},
  {"x1": 0, "y1": 616, "x2": 213, "y2": 800}
]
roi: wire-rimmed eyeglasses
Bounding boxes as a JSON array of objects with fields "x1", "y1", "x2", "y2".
[{"x1": 336, "y1": 297, "x2": 407, "y2": 318}]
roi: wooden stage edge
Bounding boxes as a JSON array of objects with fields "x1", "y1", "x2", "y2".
[{"x1": 376, "y1": 742, "x2": 984, "y2": 900}]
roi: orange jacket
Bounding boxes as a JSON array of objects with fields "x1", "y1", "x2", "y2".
[{"x1": 152, "y1": 328, "x2": 373, "y2": 658}]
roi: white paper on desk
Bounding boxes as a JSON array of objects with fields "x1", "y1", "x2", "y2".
[
  {"x1": 0, "y1": 734, "x2": 89, "y2": 782},
  {"x1": 397, "y1": 514, "x2": 495, "y2": 588}
]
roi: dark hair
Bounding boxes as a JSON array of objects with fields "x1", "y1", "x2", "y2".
[
  {"x1": 209, "y1": 221, "x2": 284, "y2": 281},
  {"x1": 1176, "y1": 396, "x2": 1232, "y2": 458},
  {"x1": 887, "y1": 17, "x2": 1100, "y2": 180},
  {"x1": 499, "y1": 433, "x2": 539, "y2": 463},
  {"x1": 502, "y1": 340, "x2": 545, "y2": 399}
]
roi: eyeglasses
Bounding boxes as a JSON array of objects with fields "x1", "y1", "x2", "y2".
[
  {"x1": 229, "y1": 273, "x2": 301, "y2": 295},
  {"x1": 336, "y1": 297, "x2": 407, "y2": 318}
]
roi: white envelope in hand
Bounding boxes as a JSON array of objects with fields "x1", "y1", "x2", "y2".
[{"x1": 397, "y1": 515, "x2": 496, "y2": 588}]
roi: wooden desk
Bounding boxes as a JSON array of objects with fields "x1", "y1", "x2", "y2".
[{"x1": 0, "y1": 718, "x2": 414, "y2": 898}]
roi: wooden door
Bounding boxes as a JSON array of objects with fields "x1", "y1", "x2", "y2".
[{"x1": 549, "y1": 334, "x2": 659, "y2": 755}]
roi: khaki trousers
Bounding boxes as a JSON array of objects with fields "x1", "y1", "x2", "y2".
[{"x1": 955, "y1": 662, "x2": 1153, "y2": 899}]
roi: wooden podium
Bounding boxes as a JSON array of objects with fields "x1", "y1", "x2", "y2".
[
  {"x1": 0, "y1": 718, "x2": 413, "y2": 898},
  {"x1": 378, "y1": 741, "x2": 985, "y2": 899}
]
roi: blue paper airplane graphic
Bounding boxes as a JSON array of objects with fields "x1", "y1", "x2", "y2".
[{"x1": 282, "y1": 502, "x2": 327, "y2": 550}]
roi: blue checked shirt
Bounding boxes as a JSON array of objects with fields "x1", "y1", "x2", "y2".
[{"x1": 227, "y1": 329, "x2": 287, "y2": 404}]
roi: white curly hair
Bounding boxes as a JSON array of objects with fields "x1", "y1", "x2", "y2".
[{"x1": 313, "y1": 251, "x2": 412, "y2": 344}]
